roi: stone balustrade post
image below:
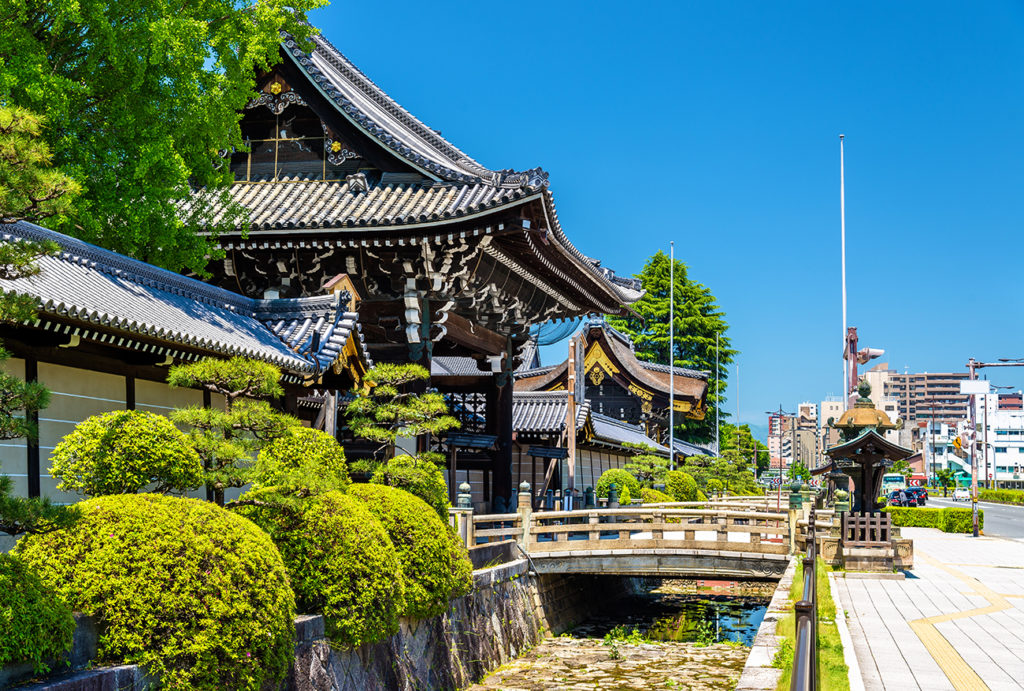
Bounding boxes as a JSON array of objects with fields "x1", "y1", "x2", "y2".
[
  {"x1": 517, "y1": 481, "x2": 533, "y2": 552},
  {"x1": 652, "y1": 511, "x2": 664, "y2": 541},
  {"x1": 716, "y1": 512, "x2": 728, "y2": 542},
  {"x1": 588, "y1": 511, "x2": 600, "y2": 542}
]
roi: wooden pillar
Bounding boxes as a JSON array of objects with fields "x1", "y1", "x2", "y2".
[
  {"x1": 493, "y1": 373, "x2": 514, "y2": 504},
  {"x1": 25, "y1": 357, "x2": 39, "y2": 498},
  {"x1": 125, "y1": 374, "x2": 136, "y2": 410}
]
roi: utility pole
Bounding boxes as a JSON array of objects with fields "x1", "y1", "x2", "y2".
[
  {"x1": 968, "y1": 358, "x2": 979, "y2": 537},
  {"x1": 716, "y1": 331, "x2": 720, "y2": 455},
  {"x1": 669, "y1": 241, "x2": 675, "y2": 470},
  {"x1": 839, "y1": 134, "x2": 848, "y2": 405},
  {"x1": 766, "y1": 406, "x2": 794, "y2": 512}
]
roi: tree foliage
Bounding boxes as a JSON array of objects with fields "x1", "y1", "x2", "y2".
[
  {"x1": 0, "y1": 105, "x2": 80, "y2": 224},
  {"x1": 719, "y1": 422, "x2": 770, "y2": 475},
  {"x1": 0, "y1": 552, "x2": 75, "y2": 670},
  {"x1": 935, "y1": 468, "x2": 955, "y2": 496},
  {"x1": 248, "y1": 427, "x2": 350, "y2": 496},
  {"x1": 0, "y1": 476, "x2": 78, "y2": 536},
  {"x1": 168, "y1": 357, "x2": 298, "y2": 505},
  {"x1": 621, "y1": 443, "x2": 670, "y2": 488},
  {"x1": 606, "y1": 251, "x2": 735, "y2": 443},
  {"x1": 371, "y1": 454, "x2": 449, "y2": 519},
  {"x1": 50, "y1": 410, "x2": 204, "y2": 496},
  {"x1": 0, "y1": 0, "x2": 324, "y2": 273},
  {"x1": 679, "y1": 454, "x2": 762, "y2": 496},
  {"x1": 345, "y1": 363, "x2": 459, "y2": 459}
]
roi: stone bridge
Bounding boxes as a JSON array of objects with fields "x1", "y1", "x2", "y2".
[{"x1": 462, "y1": 498, "x2": 792, "y2": 581}]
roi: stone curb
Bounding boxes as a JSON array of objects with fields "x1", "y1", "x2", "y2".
[
  {"x1": 828, "y1": 572, "x2": 865, "y2": 691},
  {"x1": 734, "y1": 556, "x2": 795, "y2": 690}
]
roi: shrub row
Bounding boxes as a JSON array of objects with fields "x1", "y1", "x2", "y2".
[
  {"x1": 978, "y1": 488, "x2": 1024, "y2": 505},
  {"x1": 884, "y1": 506, "x2": 983, "y2": 533}
]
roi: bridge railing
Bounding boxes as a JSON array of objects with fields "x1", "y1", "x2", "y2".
[
  {"x1": 470, "y1": 513, "x2": 521, "y2": 545},
  {"x1": 521, "y1": 507, "x2": 790, "y2": 555},
  {"x1": 791, "y1": 506, "x2": 819, "y2": 690}
]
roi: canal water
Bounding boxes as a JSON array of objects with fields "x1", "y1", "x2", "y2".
[{"x1": 467, "y1": 580, "x2": 770, "y2": 690}]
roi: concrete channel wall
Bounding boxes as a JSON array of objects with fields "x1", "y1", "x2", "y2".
[{"x1": 9, "y1": 557, "x2": 644, "y2": 691}]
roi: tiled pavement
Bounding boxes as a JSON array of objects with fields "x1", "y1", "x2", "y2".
[{"x1": 835, "y1": 528, "x2": 1024, "y2": 690}]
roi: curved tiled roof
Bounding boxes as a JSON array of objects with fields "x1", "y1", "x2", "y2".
[
  {"x1": 589, "y1": 413, "x2": 668, "y2": 455},
  {"x1": 285, "y1": 34, "x2": 548, "y2": 189},
  {"x1": 513, "y1": 391, "x2": 591, "y2": 434},
  {"x1": 0, "y1": 222, "x2": 367, "y2": 376},
  {"x1": 189, "y1": 178, "x2": 537, "y2": 231}
]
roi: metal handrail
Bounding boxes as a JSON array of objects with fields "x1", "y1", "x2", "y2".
[{"x1": 791, "y1": 505, "x2": 819, "y2": 691}]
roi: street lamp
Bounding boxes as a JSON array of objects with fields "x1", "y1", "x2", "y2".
[{"x1": 766, "y1": 406, "x2": 794, "y2": 512}]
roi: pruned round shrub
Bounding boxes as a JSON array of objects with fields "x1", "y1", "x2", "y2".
[
  {"x1": 237, "y1": 491, "x2": 406, "y2": 647},
  {"x1": 50, "y1": 410, "x2": 203, "y2": 496},
  {"x1": 371, "y1": 454, "x2": 449, "y2": 518},
  {"x1": 665, "y1": 470, "x2": 699, "y2": 502},
  {"x1": 348, "y1": 483, "x2": 472, "y2": 619},
  {"x1": 640, "y1": 487, "x2": 673, "y2": 504},
  {"x1": 596, "y1": 469, "x2": 641, "y2": 499},
  {"x1": 15, "y1": 494, "x2": 295, "y2": 690},
  {"x1": 252, "y1": 427, "x2": 350, "y2": 493},
  {"x1": 0, "y1": 554, "x2": 74, "y2": 669}
]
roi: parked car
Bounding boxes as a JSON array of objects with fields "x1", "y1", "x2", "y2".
[
  {"x1": 887, "y1": 490, "x2": 919, "y2": 507},
  {"x1": 952, "y1": 487, "x2": 970, "y2": 502},
  {"x1": 905, "y1": 487, "x2": 928, "y2": 505}
]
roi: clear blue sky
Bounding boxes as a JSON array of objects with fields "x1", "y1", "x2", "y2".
[{"x1": 311, "y1": 2, "x2": 1024, "y2": 442}]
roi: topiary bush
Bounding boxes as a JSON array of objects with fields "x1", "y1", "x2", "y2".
[
  {"x1": 348, "y1": 483, "x2": 472, "y2": 620},
  {"x1": 618, "y1": 485, "x2": 633, "y2": 505},
  {"x1": 251, "y1": 426, "x2": 350, "y2": 494},
  {"x1": 236, "y1": 491, "x2": 406, "y2": 647},
  {"x1": 883, "y1": 506, "x2": 984, "y2": 533},
  {"x1": 640, "y1": 487, "x2": 673, "y2": 504},
  {"x1": 596, "y1": 469, "x2": 641, "y2": 499},
  {"x1": 49, "y1": 410, "x2": 203, "y2": 496},
  {"x1": 0, "y1": 553, "x2": 75, "y2": 670},
  {"x1": 15, "y1": 494, "x2": 295, "y2": 690},
  {"x1": 665, "y1": 470, "x2": 699, "y2": 502},
  {"x1": 371, "y1": 454, "x2": 449, "y2": 519}
]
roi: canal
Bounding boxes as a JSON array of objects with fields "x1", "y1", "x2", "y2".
[{"x1": 467, "y1": 579, "x2": 769, "y2": 690}]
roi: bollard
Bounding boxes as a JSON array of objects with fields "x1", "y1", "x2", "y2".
[
  {"x1": 584, "y1": 486, "x2": 596, "y2": 509},
  {"x1": 608, "y1": 482, "x2": 620, "y2": 508},
  {"x1": 456, "y1": 482, "x2": 473, "y2": 509},
  {"x1": 517, "y1": 482, "x2": 533, "y2": 551}
]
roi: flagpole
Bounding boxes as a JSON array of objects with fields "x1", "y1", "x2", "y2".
[
  {"x1": 840, "y1": 134, "x2": 848, "y2": 403},
  {"x1": 715, "y1": 331, "x2": 720, "y2": 454},
  {"x1": 669, "y1": 241, "x2": 675, "y2": 470}
]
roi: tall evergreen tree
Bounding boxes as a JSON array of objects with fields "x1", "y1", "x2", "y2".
[
  {"x1": 607, "y1": 250, "x2": 736, "y2": 443},
  {"x1": 0, "y1": 0, "x2": 324, "y2": 273}
]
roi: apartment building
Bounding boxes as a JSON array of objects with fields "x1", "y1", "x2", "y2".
[{"x1": 885, "y1": 370, "x2": 969, "y2": 424}]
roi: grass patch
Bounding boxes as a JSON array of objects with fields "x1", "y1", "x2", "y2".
[{"x1": 774, "y1": 556, "x2": 850, "y2": 691}]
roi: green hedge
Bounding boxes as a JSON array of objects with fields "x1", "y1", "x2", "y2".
[
  {"x1": 640, "y1": 487, "x2": 673, "y2": 503},
  {"x1": 238, "y1": 490, "x2": 406, "y2": 647},
  {"x1": 0, "y1": 554, "x2": 75, "y2": 670},
  {"x1": 253, "y1": 427, "x2": 350, "y2": 492},
  {"x1": 979, "y1": 488, "x2": 1024, "y2": 505},
  {"x1": 596, "y1": 469, "x2": 641, "y2": 499},
  {"x1": 884, "y1": 506, "x2": 983, "y2": 533},
  {"x1": 371, "y1": 454, "x2": 449, "y2": 519},
  {"x1": 665, "y1": 470, "x2": 699, "y2": 502},
  {"x1": 349, "y1": 483, "x2": 472, "y2": 620},
  {"x1": 49, "y1": 410, "x2": 203, "y2": 496},
  {"x1": 16, "y1": 494, "x2": 295, "y2": 690}
]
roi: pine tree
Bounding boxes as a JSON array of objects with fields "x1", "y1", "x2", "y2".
[{"x1": 607, "y1": 251, "x2": 735, "y2": 443}]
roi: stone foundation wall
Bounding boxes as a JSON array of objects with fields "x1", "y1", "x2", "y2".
[{"x1": 8, "y1": 561, "x2": 643, "y2": 691}]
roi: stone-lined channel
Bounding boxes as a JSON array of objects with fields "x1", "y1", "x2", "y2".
[{"x1": 467, "y1": 580, "x2": 769, "y2": 690}]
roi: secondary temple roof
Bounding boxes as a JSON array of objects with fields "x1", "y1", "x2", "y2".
[
  {"x1": 0, "y1": 221, "x2": 368, "y2": 380},
  {"x1": 515, "y1": 319, "x2": 709, "y2": 420}
]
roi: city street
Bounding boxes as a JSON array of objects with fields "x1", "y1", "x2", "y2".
[{"x1": 928, "y1": 497, "x2": 1024, "y2": 541}]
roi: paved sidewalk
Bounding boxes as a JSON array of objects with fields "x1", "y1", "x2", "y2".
[{"x1": 834, "y1": 528, "x2": 1024, "y2": 690}]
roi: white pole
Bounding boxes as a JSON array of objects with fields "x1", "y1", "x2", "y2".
[
  {"x1": 716, "y1": 331, "x2": 720, "y2": 454},
  {"x1": 669, "y1": 241, "x2": 675, "y2": 469},
  {"x1": 840, "y1": 134, "x2": 848, "y2": 402}
]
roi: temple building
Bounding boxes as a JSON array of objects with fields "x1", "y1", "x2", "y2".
[
  {"x1": 183, "y1": 30, "x2": 644, "y2": 505},
  {"x1": 0, "y1": 221, "x2": 369, "y2": 504}
]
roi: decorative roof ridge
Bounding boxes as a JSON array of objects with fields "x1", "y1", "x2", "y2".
[
  {"x1": 0, "y1": 221, "x2": 256, "y2": 314},
  {"x1": 639, "y1": 360, "x2": 710, "y2": 380},
  {"x1": 282, "y1": 32, "x2": 549, "y2": 191},
  {"x1": 514, "y1": 364, "x2": 559, "y2": 379},
  {"x1": 538, "y1": 189, "x2": 643, "y2": 308}
]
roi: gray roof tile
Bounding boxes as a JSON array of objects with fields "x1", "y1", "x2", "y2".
[
  {"x1": 513, "y1": 391, "x2": 590, "y2": 434},
  {"x1": 0, "y1": 222, "x2": 367, "y2": 375}
]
